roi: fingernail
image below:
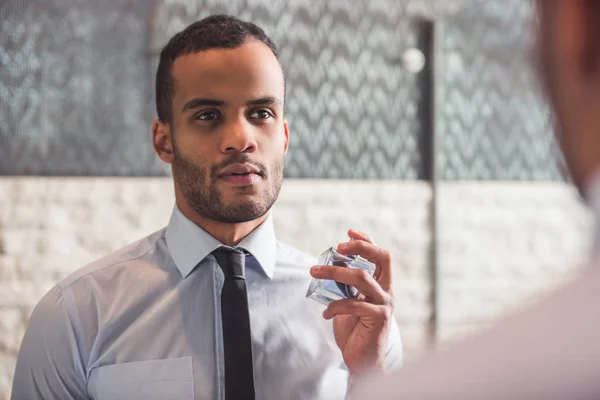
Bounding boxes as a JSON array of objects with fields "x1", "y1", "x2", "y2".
[
  {"x1": 310, "y1": 266, "x2": 320, "y2": 274},
  {"x1": 338, "y1": 242, "x2": 348, "y2": 249}
]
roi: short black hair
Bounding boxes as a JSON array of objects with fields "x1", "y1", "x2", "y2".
[{"x1": 155, "y1": 14, "x2": 279, "y2": 124}]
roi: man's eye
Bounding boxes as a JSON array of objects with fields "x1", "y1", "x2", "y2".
[
  {"x1": 250, "y1": 109, "x2": 273, "y2": 119},
  {"x1": 196, "y1": 111, "x2": 219, "y2": 121}
]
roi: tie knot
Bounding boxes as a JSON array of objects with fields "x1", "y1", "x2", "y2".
[{"x1": 213, "y1": 247, "x2": 247, "y2": 280}]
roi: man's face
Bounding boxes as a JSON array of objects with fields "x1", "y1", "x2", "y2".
[
  {"x1": 164, "y1": 41, "x2": 288, "y2": 223},
  {"x1": 536, "y1": 0, "x2": 600, "y2": 190},
  {"x1": 536, "y1": 0, "x2": 572, "y2": 175}
]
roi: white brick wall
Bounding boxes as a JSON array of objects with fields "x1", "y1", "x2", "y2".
[
  {"x1": 0, "y1": 177, "x2": 593, "y2": 399},
  {"x1": 436, "y1": 182, "x2": 593, "y2": 344}
]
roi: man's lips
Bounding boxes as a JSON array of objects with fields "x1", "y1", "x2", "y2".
[
  {"x1": 217, "y1": 163, "x2": 262, "y2": 177},
  {"x1": 217, "y1": 163, "x2": 263, "y2": 185},
  {"x1": 219, "y1": 174, "x2": 260, "y2": 185}
]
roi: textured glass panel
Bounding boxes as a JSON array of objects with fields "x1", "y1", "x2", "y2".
[
  {"x1": 150, "y1": 0, "x2": 430, "y2": 179},
  {"x1": 1, "y1": 0, "x2": 565, "y2": 179},
  {"x1": 1, "y1": 0, "x2": 431, "y2": 178},
  {"x1": 440, "y1": 0, "x2": 566, "y2": 180},
  {"x1": 0, "y1": 0, "x2": 167, "y2": 176}
]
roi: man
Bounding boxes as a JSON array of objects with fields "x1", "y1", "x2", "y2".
[
  {"x1": 349, "y1": 0, "x2": 600, "y2": 399},
  {"x1": 11, "y1": 15, "x2": 402, "y2": 400}
]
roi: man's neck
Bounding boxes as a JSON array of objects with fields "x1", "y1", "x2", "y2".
[
  {"x1": 577, "y1": 164, "x2": 600, "y2": 263},
  {"x1": 581, "y1": 165, "x2": 600, "y2": 203},
  {"x1": 175, "y1": 198, "x2": 267, "y2": 247}
]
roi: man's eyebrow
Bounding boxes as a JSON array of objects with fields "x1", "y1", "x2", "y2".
[
  {"x1": 246, "y1": 96, "x2": 282, "y2": 107},
  {"x1": 181, "y1": 98, "x2": 225, "y2": 113}
]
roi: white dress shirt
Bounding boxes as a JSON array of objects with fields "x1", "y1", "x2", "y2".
[{"x1": 12, "y1": 206, "x2": 403, "y2": 400}]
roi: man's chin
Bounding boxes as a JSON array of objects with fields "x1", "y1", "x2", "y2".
[
  {"x1": 212, "y1": 202, "x2": 269, "y2": 224},
  {"x1": 218, "y1": 187, "x2": 261, "y2": 203}
]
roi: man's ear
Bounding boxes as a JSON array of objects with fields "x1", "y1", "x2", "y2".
[
  {"x1": 283, "y1": 119, "x2": 290, "y2": 155},
  {"x1": 579, "y1": 0, "x2": 600, "y2": 78},
  {"x1": 553, "y1": 0, "x2": 600, "y2": 81},
  {"x1": 152, "y1": 119, "x2": 174, "y2": 164}
]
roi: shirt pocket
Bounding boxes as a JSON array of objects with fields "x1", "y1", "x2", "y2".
[{"x1": 88, "y1": 357, "x2": 194, "y2": 400}]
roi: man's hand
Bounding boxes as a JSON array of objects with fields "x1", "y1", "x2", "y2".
[{"x1": 310, "y1": 229, "x2": 395, "y2": 376}]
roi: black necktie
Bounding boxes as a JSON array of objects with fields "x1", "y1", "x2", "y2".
[{"x1": 212, "y1": 247, "x2": 256, "y2": 400}]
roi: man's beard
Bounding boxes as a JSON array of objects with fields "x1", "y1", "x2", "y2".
[{"x1": 172, "y1": 148, "x2": 284, "y2": 224}]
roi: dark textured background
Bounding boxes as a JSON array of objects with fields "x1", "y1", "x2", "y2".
[
  {"x1": 441, "y1": 0, "x2": 564, "y2": 180},
  {"x1": 0, "y1": 0, "x2": 564, "y2": 179}
]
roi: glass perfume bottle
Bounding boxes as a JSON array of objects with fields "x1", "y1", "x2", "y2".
[{"x1": 306, "y1": 244, "x2": 376, "y2": 306}]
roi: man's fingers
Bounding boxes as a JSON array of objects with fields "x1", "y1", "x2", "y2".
[
  {"x1": 347, "y1": 229, "x2": 376, "y2": 245},
  {"x1": 310, "y1": 265, "x2": 389, "y2": 304},
  {"x1": 323, "y1": 298, "x2": 391, "y2": 321},
  {"x1": 335, "y1": 240, "x2": 393, "y2": 292}
]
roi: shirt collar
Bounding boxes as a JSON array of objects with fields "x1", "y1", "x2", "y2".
[
  {"x1": 165, "y1": 206, "x2": 277, "y2": 280},
  {"x1": 583, "y1": 167, "x2": 600, "y2": 221},
  {"x1": 583, "y1": 168, "x2": 600, "y2": 262}
]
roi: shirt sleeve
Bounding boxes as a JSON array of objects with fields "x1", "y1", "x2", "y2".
[
  {"x1": 384, "y1": 317, "x2": 403, "y2": 370},
  {"x1": 11, "y1": 285, "x2": 89, "y2": 400}
]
